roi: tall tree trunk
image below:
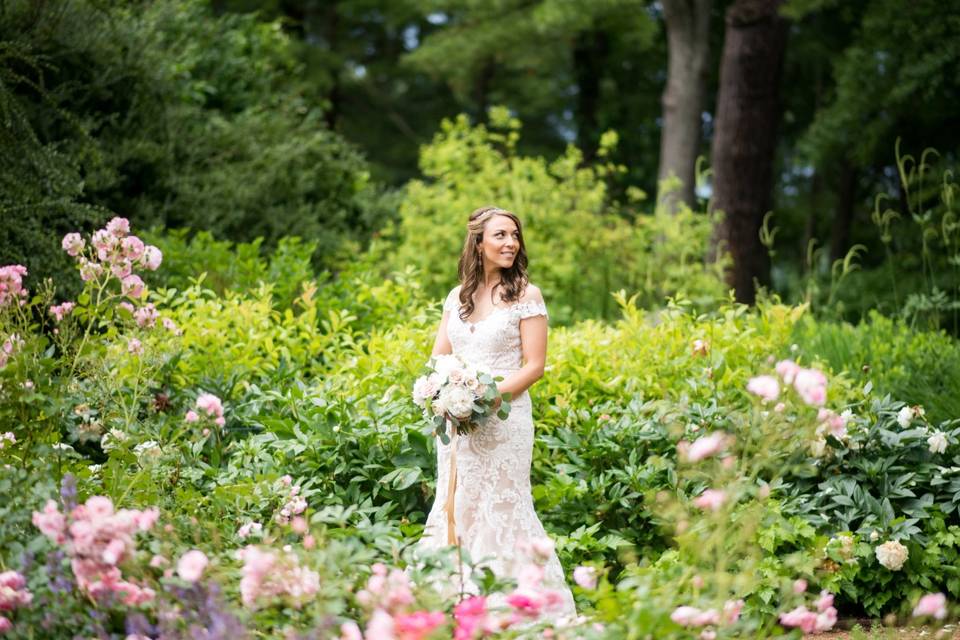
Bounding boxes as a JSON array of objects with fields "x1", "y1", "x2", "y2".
[
  {"x1": 658, "y1": 0, "x2": 712, "y2": 212},
  {"x1": 322, "y1": 1, "x2": 341, "y2": 131},
  {"x1": 709, "y1": 0, "x2": 788, "y2": 304},
  {"x1": 573, "y1": 29, "x2": 609, "y2": 162},
  {"x1": 473, "y1": 58, "x2": 496, "y2": 125},
  {"x1": 829, "y1": 159, "x2": 858, "y2": 262}
]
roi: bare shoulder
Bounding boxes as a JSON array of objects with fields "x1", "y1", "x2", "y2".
[{"x1": 519, "y1": 283, "x2": 544, "y2": 303}]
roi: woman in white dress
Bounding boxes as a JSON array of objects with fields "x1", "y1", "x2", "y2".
[{"x1": 416, "y1": 205, "x2": 576, "y2": 617}]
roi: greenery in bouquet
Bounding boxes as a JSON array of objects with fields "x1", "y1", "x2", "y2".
[{"x1": 412, "y1": 354, "x2": 512, "y2": 444}]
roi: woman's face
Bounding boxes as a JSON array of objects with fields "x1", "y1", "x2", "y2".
[{"x1": 478, "y1": 214, "x2": 519, "y2": 272}]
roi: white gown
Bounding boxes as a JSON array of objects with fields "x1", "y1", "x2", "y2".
[{"x1": 416, "y1": 284, "x2": 576, "y2": 617}]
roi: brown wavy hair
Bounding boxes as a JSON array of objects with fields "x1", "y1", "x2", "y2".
[{"x1": 455, "y1": 205, "x2": 530, "y2": 322}]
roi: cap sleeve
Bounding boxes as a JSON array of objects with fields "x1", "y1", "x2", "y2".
[
  {"x1": 515, "y1": 288, "x2": 548, "y2": 320},
  {"x1": 443, "y1": 285, "x2": 462, "y2": 314}
]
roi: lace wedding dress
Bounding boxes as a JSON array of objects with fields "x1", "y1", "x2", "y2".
[{"x1": 416, "y1": 285, "x2": 576, "y2": 617}]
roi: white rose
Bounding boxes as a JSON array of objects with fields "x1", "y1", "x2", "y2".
[
  {"x1": 875, "y1": 540, "x2": 908, "y2": 571},
  {"x1": 433, "y1": 354, "x2": 463, "y2": 382},
  {"x1": 927, "y1": 432, "x2": 948, "y2": 454},
  {"x1": 412, "y1": 375, "x2": 440, "y2": 406},
  {"x1": 439, "y1": 384, "x2": 475, "y2": 419},
  {"x1": 897, "y1": 406, "x2": 914, "y2": 428}
]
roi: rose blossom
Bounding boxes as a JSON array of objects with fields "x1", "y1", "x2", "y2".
[
  {"x1": 927, "y1": 432, "x2": 947, "y2": 454},
  {"x1": 793, "y1": 368, "x2": 827, "y2": 406},
  {"x1": 121, "y1": 236, "x2": 145, "y2": 261},
  {"x1": 62, "y1": 233, "x2": 85, "y2": 257},
  {"x1": 573, "y1": 566, "x2": 597, "y2": 589},
  {"x1": 775, "y1": 359, "x2": 801, "y2": 384},
  {"x1": 912, "y1": 593, "x2": 948, "y2": 620},
  {"x1": 49, "y1": 302, "x2": 76, "y2": 323},
  {"x1": 684, "y1": 432, "x2": 728, "y2": 462},
  {"x1": 176, "y1": 550, "x2": 209, "y2": 583},
  {"x1": 121, "y1": 274, "x2": 145, "y2": 299},
  {"x1": 106, "y1": 216, "x2": 130, "y2": 237},
  {"x1": 693, "y1": 489, "x2": 727, "y2": 511},
  {"x1": 140, "y1": 246, "x2": 163, "y2": 271},
  {"x1": 747, "y1": 375, "x2": 780, "y2": 402}
]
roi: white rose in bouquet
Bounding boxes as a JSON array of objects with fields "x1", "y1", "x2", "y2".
[
  {"x1": 433, "y1": 354, "x2": 462, "y2": 381},
  {"x1": 412, "y1": 374, "x2": 441, "y2": 407},
  {"x1": 439, "y1": 384, "x2": 475, "y2": 419}
]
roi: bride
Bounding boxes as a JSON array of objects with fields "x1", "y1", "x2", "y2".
[{"x1": 416, "y1": 205, "x2": 576, "y2": 617}]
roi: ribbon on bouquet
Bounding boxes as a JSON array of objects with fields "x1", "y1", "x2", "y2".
[
  {"x1": 444, "y1": 422, "x2": 459, "y2": 546},
  {"x1": 445, "y1": 422, "x2": 457, "y2": 546}
]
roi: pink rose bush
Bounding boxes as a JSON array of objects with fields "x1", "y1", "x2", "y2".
[
  {"x1": 0, "y1": 265, "x2": 29, "y2": 309},
  {"x1": 912, "y1": 592, "x2": 948, "y2": 620},
  {"x1": 32, "y1": 495, "x2": 159, "y2": 605}
]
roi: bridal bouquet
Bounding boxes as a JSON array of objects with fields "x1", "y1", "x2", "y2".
[{"x1": 412, "y1": 354, "x2": 511, "y2": 444}]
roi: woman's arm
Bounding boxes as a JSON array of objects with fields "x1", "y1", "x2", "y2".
[
  {"x1": 495, "y1": 287, "x2": 548, "y2": 403},
  {"x1": 431, "y1": 309, "x2": 453, "y2": 357}
]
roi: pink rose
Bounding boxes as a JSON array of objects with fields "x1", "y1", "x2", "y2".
[
  {"x1": 775, "y1": 359, "x2": 801, "y2": 384},
  {"x1": 685, "y1": 432, "x2": 728, "y2": 462},
  {"x1": 62, "y1": 233, "x2": 85, "y2": 257},
  {"x1": 106, "y1": 217, "x2": 130, "y2": 237},
  {"x1": 573, "y1": 566, "x2": 597, "y2": 589},
  {"x1": 912, "y1": 592, "x2": 947, "y2": 620},
  {"x1": 793, "y1": 578, "x2": 808, "y2": 594},
  {"x1": 121, "y1": 274, "x2": 145, "y2": 299},
  {"x1": 121, "y1": 236, "x2": 145, "y2": 261},
  {"x1": 177, "y1": 550, "x2": 209, "y2": 583},
  {"x1": 794, "y1": 368, "x2": 828, "y2": 407},
  {"x1": 747, "y1": 375, "x2": 780, "y2": 402},
  {"x1": 185, "y1": 410, "x2": 199, "y2": 423},
  {"x1": 141, "y1": 246, "x2": 163, "y2": 271},
  {"x1": 779, "y1": 606, "x2": 818, "y2": 633},
  {"x1": 693, "y1": 489, "x2": 727, "y2": 511}
]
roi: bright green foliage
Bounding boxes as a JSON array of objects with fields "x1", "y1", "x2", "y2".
[{"x1": 381, "y1": 111, "x2": 726, "y2": 323}]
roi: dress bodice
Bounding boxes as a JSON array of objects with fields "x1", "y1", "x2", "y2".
[{"x1": 443, "y1": 285, "x2": 548, "y2": 372}]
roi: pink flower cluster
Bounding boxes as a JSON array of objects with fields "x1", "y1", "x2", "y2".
[
  {"x1": 236, "y1": 545, "x2": 319, "y2": 609},
  {"x1": 671, "y1": 599, "x2": 744, "y2": 629},
  {"x1": 275, "y1": 476, "x2": 307, "y2": 525},
  {"x1": 774, "y1": 360, "x2": 827, "y2": 406},
  {"x1": 502, "y1": 538, "x2": 569, "y2": 623},
  {"x1": 779, "y1": 590, "x2": 837, "y2": 634},
  {"x1": 31, "y1": 496, "x2": 159, "y2": 605},
  {"x1": 355, "y1": 563, "x2": 449, "y2": 640},
  {"x1": 0, "y1": 334, "x2": 22, "y2": 369},
  {"x1": 195, "y1": 393, "x2": 226, "y2": 427},
  {"x1": 0, "y1": 570, "x2": 32, "y2": 635},
  {"x1": 693, "y1": 489, "x2": 727, "y2": 512},
  {"x1": 49, "y1": 301, "x2": 75, "y2": 323},
  {"x1": 0, "y1": 265, "x2": 28, "y2": 309}
]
